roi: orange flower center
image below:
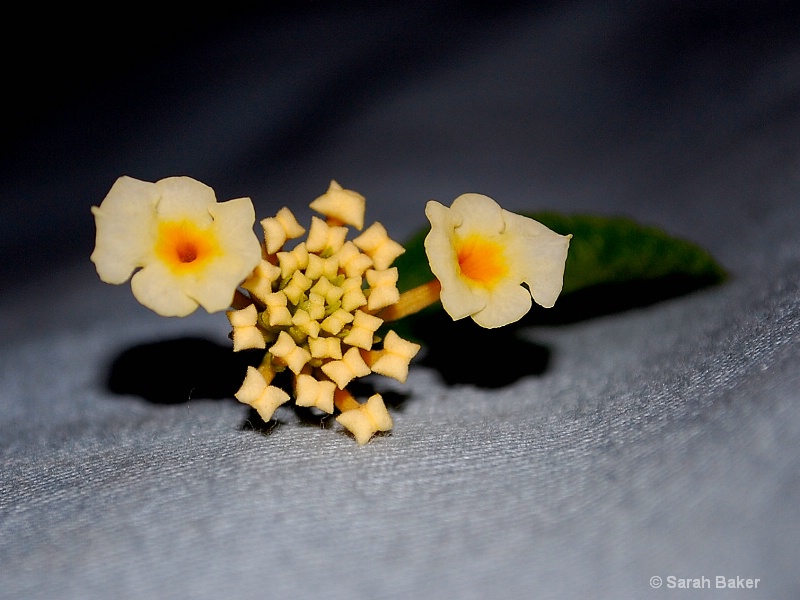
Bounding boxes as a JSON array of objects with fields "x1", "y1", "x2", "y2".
[
  {"x1": 455, "y1": 234, "x2": 508, "y2": 288},
  {"x1": 155, "y1": 220, "x2": 219, "y2": 273}
]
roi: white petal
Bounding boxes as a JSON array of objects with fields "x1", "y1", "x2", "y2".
[
  {"x1": 425, "y1": 199, "x2": 486, "y2": 320},
  {"x1": 130, "y1": 263, "x2": 199, "y2": 317},
  {"x1": 179, "y1": 260, "x2": 242, "y2": 313},
  {"x1": 424, "y1": 200, "x2": 461, "y2": 231},
  {"x1": 154, "y1": 176, "x2": 217, "y2": 223},
  {"x1": 472, "y1": 281, "x2": 532, "y2": 328},
  {"x1": 450, "y1": 193, "x2": 505, "y2": 235},
  {"x1": 208, "y1": 197, "x2": 262, "y2": 275},
  {"x1": 439, "y1": 279, "x2": 487, "y2": 321},
  {"x1": 504, "y1": 211, "x2": 571, "y2": 308},
  {"x1": 90, "y1": 176, "x2": 159, "y2": 284}
]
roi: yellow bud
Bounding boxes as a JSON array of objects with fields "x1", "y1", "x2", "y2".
[
  {"x1": 370, "y1": 330, "x2": 421, "y2": 383},
  {"x1": 241, "y1": 260, "x2": 282, "y2": 303},
  {"x1": 304, "y1": 293, "x2": 327, "y2": 320},
  {"x1": 306, "y1": 216, "x2": 348, "y2": 254},
  {"x1": 308, "y1": 336, "x2": 343, "y2": 359},
  {"x1": 294, "y1": 374, "x2": 336, "y2": 413},
  {"x1": 340, "y1": 277, "x2": 368, "y2": 312},
  {"x1": 353, "y1": 222, "x2": 406, "y2": 270},
  {"x1": 235, "y1": 366, "x2": 290, "y2": 422},
  {"x1": 332, "y1": 241, "x2": 373, "y2": 278},
  {"x1": 342, "y1": 310, "x2": 384, "y2": 350},
  {"x1": 309, "y1": 180, "x2": 366, "y2": 230},
  {"x1": 263, "y1": 292, "x2": 293, "y2": 327},
  {"x1": 270, "y1": 331, "x2": 312, "y2": 374},
  {"x1": 227, "y1": 303, "x2": 258, "y2": 328},
  {"x1": 321, "y1": 347, "x2": 371, "y2": 389},
  {"x1": 320, "y1": 308, "x2": 355, "y2": 335},
  {"x1": 261, "y1": 207, "x2": 305, "y2": 254},
  {"x1": 305, "y1": 254, "x2": 339, "y2": 281},
  {"x1": 283, "y1": 270, "x2": 313, "y2": 305},
  {"x1": 277, "y1": 242, "x2": 309, "y2": 279},
  {"x1": 310, "y1": 276, "x2": 344, "y2": 305},
  {"x1": 365, "y1": 267, "x2": 400, "y2": 311},
  {"x1": 335, "y1": 394, "x2": 393, "y2": 445},
  {"x1": 292, "y1": 309, "x2": 321, "y2": 338}
]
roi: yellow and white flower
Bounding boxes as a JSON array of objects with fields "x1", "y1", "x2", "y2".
[
  {"x1": 91, "y1": 176, "x2": 262, "y2": 317},
  {"x1": 425, "y1": 193, "x2": 571, "y2": 328}
]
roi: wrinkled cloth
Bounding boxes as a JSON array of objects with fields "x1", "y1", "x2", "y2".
[{"x1": 1, "y1": 2, "x2": 799, "y2": 598}]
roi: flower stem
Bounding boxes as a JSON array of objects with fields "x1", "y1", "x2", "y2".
[
  {"x1": 334, "y1": 389, "x2": 361, "y2": 412},
  {"x1": 377, "y1": 279, "x2": 442, "y2": 322}
]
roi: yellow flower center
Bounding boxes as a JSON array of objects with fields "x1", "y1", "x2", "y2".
[
  {"x1": 455, "y1": 234, "x2": 508, "y2": 288},
  {"x1": 155, "y1": 220, "x2": 219, "y2": 273}
]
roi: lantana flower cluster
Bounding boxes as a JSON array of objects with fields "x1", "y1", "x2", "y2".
[
  {"x1": 91, "y1": 176, "x2": 570, "y2": 445},
  {"x1": 226, "y1": 180, "x2": 420, "y2": 444}
]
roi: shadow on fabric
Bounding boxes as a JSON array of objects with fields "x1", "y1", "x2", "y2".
[
  {"x1": 105, "y1": 337, "x2": 414, "y2": 435},
  {"x1": 104, "y1": 274, "x2": 722, "y2": 408},
  {"x1": 106, "y1": 337, "x2": 261, "y2": 404}
]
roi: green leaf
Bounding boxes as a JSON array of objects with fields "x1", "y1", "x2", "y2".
[
  {"x1": 528, "y1": 212, "x2": 727, "y2": 295},
  {"x1": 394, "y1": 213, "x2": 726, "y2": 322},
  {"x1": 394, "y1": 227, "x2": 436, "y2": 294}
]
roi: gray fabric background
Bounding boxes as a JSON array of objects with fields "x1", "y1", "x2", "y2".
[{"x1": 2, "y1": 2, "x2": 799, "y2": 598}]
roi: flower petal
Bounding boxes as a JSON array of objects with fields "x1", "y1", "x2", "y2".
[
  {"x1": 153, "y1": 176, "x2": 217, "y2": 223},
  {"x1": 472, "y1": 280, "x2": 532, "y2": 328},
  {"x1": 424, "y1": 200, "x2": 485, "y2": 320},
  {"x1": 90, "y1": 176, "x2": 159, "y2": 284},
  {"x1": 503, "y1": 210, "x2": 571, "y2": 308},
  {"x1": 438, "y1": 278, "x2": 488, "y2": 321},
  {"x1": 178, "y1": 258, "x2": 247, "y2": 313},
  {"x1": 130, "y1": 262, "x2": 199, "y2": 317},
  {"x1": 450, "y1": 193, "x2": 505, "y2": 235}
]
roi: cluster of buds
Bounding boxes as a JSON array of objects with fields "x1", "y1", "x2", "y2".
[{"x1": 226, "y1": 181, "x2": 421, "y2": 445}]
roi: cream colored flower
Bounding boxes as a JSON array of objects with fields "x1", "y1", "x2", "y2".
[
  {"x1": 425, "y1": 193, "x2": 571, "y2": 328},
  {"x1": 91, "y1": 176, "x2": 262, "y2": 317}
]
